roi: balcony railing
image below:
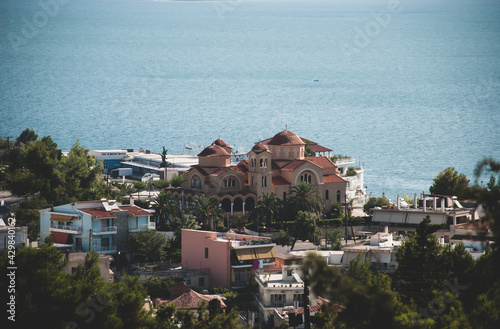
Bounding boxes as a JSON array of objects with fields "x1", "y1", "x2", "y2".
[
  {"x1": 94, "y1": 245, "x2": 117, "y2": 254},
  {"x1": 50, "y1": 222, "x2": 82, "y2": 234},
  {"x1": 129, "y1": 222, "x2": 156, "y2": 232},
  {"x1": 93, "y1": 226, "x2": 117, "y2": 235}
]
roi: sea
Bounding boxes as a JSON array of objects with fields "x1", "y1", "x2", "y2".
[{"x1": 1, "y1": 0, "x2": 499, "y2": 201}]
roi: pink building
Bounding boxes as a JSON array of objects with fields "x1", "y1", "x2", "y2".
[{"x1": 182, "y1": 229, "x2": 276, "y2": 288}]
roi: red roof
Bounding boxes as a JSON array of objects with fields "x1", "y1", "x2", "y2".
[
  {"x1": 119, "y1": 205, "x2": 151, "y2": 216},
  {"x1": 272, "y1": 176, "x2": 290, "y2": 186},
  {"x1": 266, "y1": 130, "x2": 305, "y2": 146},
  {"x1": 212, "y1": 138, "x2": 231, "y2": 148},
  {"x1": 301, "y1": 138, "x2": 333, "y2": 153},
  {"x1": 281, "y1": 159, "x2": 309, "y2": 171},
  {"x1": 79, "y1": 208, "x2": 118, "y2": 219},
  {"x1": 156, "y1": 289, "x2": 227, "y2": 310},
  {"x1": 79, "y1": 205, "x2": 150, "y2": 218},
  {"x1": 305, "y1": 156, "x2": 337, "y2": 169},
  {"x1": 323, "y1": 175, "x2": 346, "y2": 183},
  {"x1": 197, "y1": 145, "x2": 230, "y2": 157},
  {"x1": 251, "y1": 142, "x2": 270, "y2": 153}
]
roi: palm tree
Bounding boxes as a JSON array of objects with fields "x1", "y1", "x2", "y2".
[
  {"x1": 288, "y1": 182, "x2": 324, "y2": 216},
  {"x1": 190, "y1": 196, "x2": 224, "y2": 231},
  {"x1": 254, "y1": 193, "x2": 280, "y2": 227},
  {"x1": 151, "y1": 191, "x2": 181, "y2": 231}
]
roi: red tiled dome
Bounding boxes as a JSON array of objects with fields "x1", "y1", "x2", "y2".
[
  {"x1": 251, "y1": 142, "x2": 269, "y2": 153},
  {"x1": 267, "y1": 130, "x2": 305, "y2": 146},
  {"x1": 212, "y1": 138, "x2": 230, "y2": 148},
  {"x1": 197, "y1": 145, "x2": 230, "y2": 157}
]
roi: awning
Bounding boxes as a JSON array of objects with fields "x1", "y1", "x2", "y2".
[
  {"x1": 51, "y1": 214, "x2": 74, "y2": 222},
  {"x1": 50, "y1": 232, "x2": 69, "y2": 244},
  {"x1": 254, "y1": 246, "x2": 275, "y2": 259},
  {"x1": 235, "y1": 248, "x2": 256, "y2": 261}
]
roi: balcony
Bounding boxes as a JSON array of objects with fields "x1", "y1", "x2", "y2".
[
  {"x1": 50, "y1": 222, "x2": 82, "y2": 234},
  {"x1": 93, "y1": 226, "x2": 117, "y2": 235},
  {"x1": 129, "y1": 222, "x2": 156, "y2": 233},
  {"x1": 94, "y1": 245, "x2": 117, "y2": 254}
]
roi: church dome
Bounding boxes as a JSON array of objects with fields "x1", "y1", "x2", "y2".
[
  {"x1": 251, "y1": 142, "x2": 269, "y2": 154},
  {"x1": 212, "y1": 138, "x2": 230, "y2": 148},
  {"x1": 197, "y1": 144, "x2": 230, "y2": 157},
  {"x1": 267, "y1": 130, "x2": 305, "y2": 146}
]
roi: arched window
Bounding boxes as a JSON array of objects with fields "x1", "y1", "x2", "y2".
[
  {"x1": 251, "y1": 176, "x2": 255, "y2": 186},
  {"x1": 293, "y1": 148, "x2": 297, "y2": 158},
  {"x1": 191, "y1": 175, "x2": 202, "y2": 189},
  {"x1": 325, "y1": 190, "x2": 329, "y2": 200},
  {"x1": 251, "y1": 157, "x2": 256, "y2": 168},
  {"x1": 262, "y1": 176, "x2": 267, "y2": 187},
  {"x1": 337, "y1": 190, "x2": 341, "y2": 203},
  {"x1": 260, "y1": 159, "x2": 264, "y2": 167},
  {"x1": 264, "y1": 159, "x2": 268, "y2": 168},
  {"x1": 276, "y1": 148, "x2": 280, "y2": 158},
  {"x1": 283, "y1": 191, "x2": 287, "y2": 200},
  {"x1": 285, "y1": 149, "x2": 289, "y2": 158}
]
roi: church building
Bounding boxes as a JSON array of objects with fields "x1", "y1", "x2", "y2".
[{"x1": 167, "y1": 129, "x2": 347, "y2": 216}]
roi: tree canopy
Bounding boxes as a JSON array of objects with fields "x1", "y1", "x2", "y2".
[{"x1": 429, "y1": 167, "x2": 470, "y2": 199}]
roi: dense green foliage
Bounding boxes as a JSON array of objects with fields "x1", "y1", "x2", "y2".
[
  {"x1": 429, "y1": 167, "x2": 470, "y2": 199},
  {"x1": 363, "y1": 195, "x2": 391, "y2": 214},
  {"x1": 346, "y1": 166, "x2": 357, "y2": 176},
  {"x1": 128, "y1": 229, "x2": 170, "y2": 263}
]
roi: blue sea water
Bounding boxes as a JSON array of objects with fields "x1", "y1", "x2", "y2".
[{"x1": 1, "y1": 0, "x2": 499, "y2": 200}]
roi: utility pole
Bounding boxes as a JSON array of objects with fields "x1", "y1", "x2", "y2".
[
  {"x1": 304, "y1": 274, "x2": 311, "y2": 329},
  {"x1": 344, "y1": 195, "x2": 348, "y2": 243}
]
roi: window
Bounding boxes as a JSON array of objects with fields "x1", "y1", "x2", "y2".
[
  {"x1": 251, "y1": 177, "x2": 255, "y2": 186},
  {"x1": 293, "y1": 148, "x2": 297, "y2": 158},
  {"x1": 191, "y1": 175, "x2": 202, "y2": 189},
  {"x1": 293, "y1": 294, "x2": 304, "y2": 307},
  {"x1": 224, "y1": 178, "x2": 236, "y2": 188},
  {"x1": 276, "y1": 148, "x2": 280, "y2": 158},
  {"x1": 325, "y1": 190, "x2": 329, "y2": 200},
  {"x1": 251, "y1": 157, "x2": 256, "y2": 168},
  {"x1": 205, "y1": 247, "x2": 209, "y2": 258},
  {"x1": 300, "y1": 173, "x2": 312, "y2": 184},
  {"x1": 271, "y1": 294, "x2": 286, "y2": 307},
  {"x1": 262, "y1": 176, "x2": 267, "y2": 187},
  {"x1": 75, "y1": 238, "x2": 82, "y2": 249},
  {"x1": 199, "y1": 277, "x2": 205, "y2": 287},
  {"x1": 337, "y1": 190, "x2": 341, "y2": 203},
  {"x1": 285, "y1": 149, "x2": 289, "y2": 158},
  {"x1": 186, "y1": 279, "x2": 191, "y2": 286},
  {"x1": 260, "y1": 159, "x2": 264, "y2": 167},
  {"x1": 283, "y1": 191, "x2": 286, "y2": 200},
  {"x1": 287, "y1": 269, "x2": 293, "y2": 277}
]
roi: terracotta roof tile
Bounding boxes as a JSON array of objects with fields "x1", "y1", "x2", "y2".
[
  {"x1": 79, "y1": 208, "x2": 118, "y2": 219},
  {"x1": 272, "y1": 176, "x2": 290, "y2": 186},
  {"x1": 197, "y1": 145, "x2": 230, "y2": 157},
  {"x1": 305, "y1": 156, "x2": 337, "y2": 169},
  {"x1": 119, "y1": 205, "x2": 151, "y2": 216},
  {"x1": 281, "y1": 160, "x2": 309, "y2": 171},
  {"x1": 251, "y1": 142, "x2": 270, "y2": 153},
  {"x1": 301, "y1": 138, "x2": 333, "y2": 152},
  {"x1": 212, "y1": 138, "x2": 230, "y2": 148},
  {"x1": 323, "y1": 175, "x2": 346, "y2": 183},
  {"x1": 156, "y1": 289, "x2": 227, "y2": 310},
  {"x1": 267, "y1": 130, "x2": 306, "y2": 146}
]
